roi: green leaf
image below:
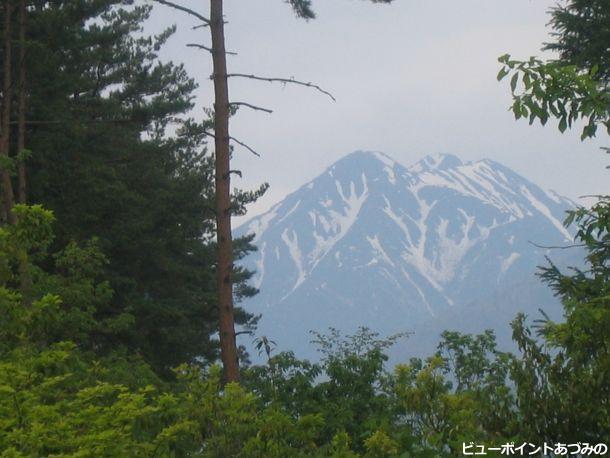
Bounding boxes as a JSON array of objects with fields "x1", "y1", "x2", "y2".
[
  {"x1": 521, "y1": 104, "x2": 529, "y2": 119},
  {"x1": 510, "y1": 73, "x2": 519, "y2": 92},
  {"x1": 497, "y1": 53, "x2": 510, "y2": 64},
  {"x1": 513, "y1": 100, "x2": 522, "y2": 120},
  {"x1": 497, "y1": 67, "x2": 509, "y2": 81}
]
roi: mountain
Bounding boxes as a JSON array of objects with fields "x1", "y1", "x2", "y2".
[{"x1": 236, "y1": 151, "x2": 579, "y2": 361}]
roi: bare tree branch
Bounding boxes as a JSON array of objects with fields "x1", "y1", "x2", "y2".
[
  {"x1": 229, "y1": 136, "x2": 261, "y2": 157},
  {"x1": 186, "y1": 43, "x2": 213, "y2": 53},
  {"x1": 203, "y1": 130, "x2": 261, "y2": 157},
  {"x1": 153, "y1": 0, "x2": 210, "y2": 25},
  {"x1": 230, "y1": 102, "x2": 273, "y2": 114},
  {"x1": 528, "y1": 241, "x2": 583, "y2": 250},
  {"x1": 579, "y1": 194, "x2": 609, "y2": 200},
  {"x1": 10, "y1": 119, "x2": 182, "y2": 125},
  {"x1": 187, "y1": 43, "x2": 237, "y2": 56},
  {"x1": 226, "y1": 73, "x2": 336, "y2": 101},
  {"x1": 193, "y1": 21, "x2": 227, "y2": 30}
]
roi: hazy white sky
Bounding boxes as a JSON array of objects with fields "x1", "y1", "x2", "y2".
[{"x1": 149, "y1": 0, "x2": 608, "y2": 223}]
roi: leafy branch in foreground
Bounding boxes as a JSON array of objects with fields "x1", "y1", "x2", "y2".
[
  {"x1": 498, "y1": 54, "x2": 610, "y2": 140},
  {"x1": 497, "y1": 0, "x2": 610, "y2": 142}
]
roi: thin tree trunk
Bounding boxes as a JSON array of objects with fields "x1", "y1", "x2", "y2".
[
  {"x1": 1, "y1": 0, "x2": 15, "y2": 223},
  {"x1": 16, "y1": 0, "x2": 25, "y2": 204},
  {"x1": 210, "y1": 0, "x2": 240, "y2": 383},
  {"x1": 16, "y1": 0, "x2": 29, "y2": 305}
]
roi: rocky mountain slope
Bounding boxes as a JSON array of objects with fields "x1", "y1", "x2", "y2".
[{"x1": 237, "y1": 151, "x2": 578, "y2": 360}]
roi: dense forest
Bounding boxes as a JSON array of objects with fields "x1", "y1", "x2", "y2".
[{"x1": 0, "y1": 0, "x2": 608, "y2": 456}]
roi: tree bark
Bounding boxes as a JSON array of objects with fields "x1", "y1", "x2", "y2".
[
  {"x1": 16, "y1": 0, "x2": 30, "y2": 305},
  {"x1": 1, "y1": 0, "x2": 15, "y2": 223},
  {"x1": 17, "y1": 0, "x2": 25, "y2": 204},
  {"x1": 210, "y1": 0, "x2": 240, "y2": 383}
]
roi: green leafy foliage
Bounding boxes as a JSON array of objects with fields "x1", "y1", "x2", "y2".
[
  {"x1": 284, "y1": 0, "x2": 393, "y2": 20},
  {"x1": 495, "y1": 0, "x2": 609, "y2": 446},
  {"x1": 497, "y1": 0, "x2": 610, "y2": 140},
  {"x1": 510, "y1": 198, "x2": 610, "y2": 445},
  {"x1": 0, "y1": 0, "x2": 608, "y2": 455},
  {"x1": 544, "y1": 0, "x2": 610, "y2": 84},
  {"x1": 285, "y1": 0, "x2": 316, "y2": 19},
  {"x1": 2, "y1": 1, "x2": 263, "y2": 376},
  {"x1": 1, "y1": 202, "x2": 608, "y2": 455},
  {"x1": 498, "y1": 55, "x2": 610, "y2": 139}
]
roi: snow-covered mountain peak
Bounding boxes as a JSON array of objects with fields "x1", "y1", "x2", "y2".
[
  {"x1": 313, "y1": 150, "x2": 415, "y2": 193},
  {"x1": 409, "y1": 157, "x2": 571, "y2": 238},
  {"x1": 236, "y1": 151, "x2": 577, "y2": 362},
  {"x1": 337, "y1": 150, "x2": 396, "y2": 165},
  {"x1": 409, "y1": 153, "x2": 463, "y2": 174},
  {"x1": 327, "y1": 149, "x2": 405, "y2": 176}
]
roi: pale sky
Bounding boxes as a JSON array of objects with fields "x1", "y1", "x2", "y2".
[{"x1": 149, "y1": 0, "x2": 608, "y2": 224}]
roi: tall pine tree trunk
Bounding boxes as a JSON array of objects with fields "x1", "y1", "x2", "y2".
[
  {"x1": 210, "y1": 0, "x2": 240, "y2": 383},
  {"x1": 1, "y1": 0, "x2": 15, "y2": 223},
  {"x1": 17, "y1": 0, "x2": 30, "y2": 305},
  {"x1": 17, "y1": 0, "x2": 25, "y2": 204}
]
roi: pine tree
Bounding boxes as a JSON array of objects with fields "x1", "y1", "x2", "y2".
[
  {"x1": 0, "y1": 0, "x2": 15, "y2": 222},
  {"x1": 509, "y1": 200, "x2": 610, "y2": 444},
  {"x1": 0, "y1": 1, "x2": 260, "y2": 376},
  {"x1": 157, "y1": 0, "x2": 392, "y2": 383},
  {"x1": 544, "y1": 0, "x2": 610, "y2": 83},
  {"x1": 16, "y1": 0, "x2": 26, "y2": 205}
]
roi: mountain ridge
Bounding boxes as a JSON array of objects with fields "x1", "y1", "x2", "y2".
[{"x1": 237, "y1": 151, "x2": 578, "y2": 360}]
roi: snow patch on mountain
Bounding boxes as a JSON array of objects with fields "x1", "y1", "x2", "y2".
[
  {"x1": 280, "y1": 229, "x2": 306, "y2": 295},
  {"x1": 278, "y1": 200, "x2": 301, "y2": 224},
  {"x1": 372, "y1": 151, "x2": 398, "y2": 184},
  {"x1": 237, "y1": 151, "x2": 578, "y2": 361},
  {"x1": 253, "y1": 242, "x2": 266, "y2": 290},
  {"x1": 310, "y1": 174, "x2": 369, "y2": 266},
  {"x1": 501, "y1": 252, "x2": 521, "y2": 274},
  {"x1": 520, "y1": 185, "x2": 572, "y2": 240},
  {"x1": 367, "y1": 235, "x2": 394, "y2": 267},
  {"x1": 247, "y1": 206, "x2": 279, "y2": 243}
]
